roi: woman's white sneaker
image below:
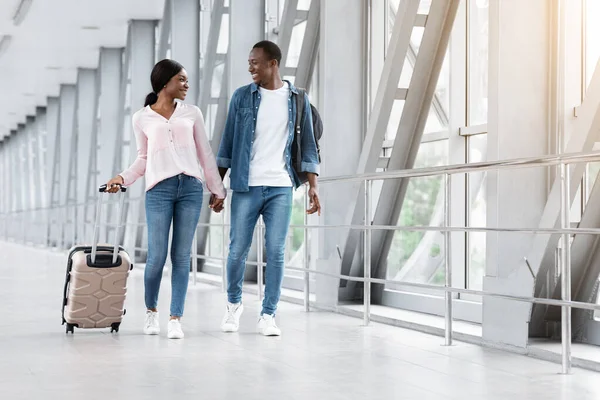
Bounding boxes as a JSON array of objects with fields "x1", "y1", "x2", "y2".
[
  {"x1": 143, "y1": 311, "x2": 160, "y2": 335},
  {"x1": 257, "y1": 314, "x2": 281, "y2": 336},
  {"x1": 167, "y1": 319, "x2": 184, "y2": 339},
  {"x1": 221, "y1": 302, "x2": 244, "y2": 332}
]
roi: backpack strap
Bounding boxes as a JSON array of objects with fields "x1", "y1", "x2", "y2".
[{"x1": 295, "y1": 88, "x2": 305, "y2": 135}]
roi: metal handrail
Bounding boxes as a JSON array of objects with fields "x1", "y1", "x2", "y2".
[
  {"x1": 319, "y1": 150, "x2": 600, "y2": 184},
  {"x1": 0, "y1": 149, "x2": 597, "y2": 374},
  {"x1": 2, "y1": 150, "x2": 600, "y2": 216}
]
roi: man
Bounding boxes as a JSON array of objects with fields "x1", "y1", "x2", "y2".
[{"x1": 215, "y1": 40, "x2": 321, "y2": 336}]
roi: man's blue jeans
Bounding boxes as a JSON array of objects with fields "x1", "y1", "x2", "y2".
[
  {"x1": 144, "y1": 174, "x2": 203, "y2": 317},
  {"x1": 226, "y1": 186, "x2": 293, "y2": 315}
]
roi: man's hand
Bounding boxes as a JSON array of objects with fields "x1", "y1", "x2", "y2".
[
  {"x1": 105, "y1": 175, "x2": 124, "y2": 193},
  {"x1": 307, "y1": 186, "x2": 321, "y2": 215},
  {"x1": 306, "y1": 173, "x2": 321, "y2": 215},
  {"x1": 210, "y1": 194, "x2": 225, "y2": 213}
]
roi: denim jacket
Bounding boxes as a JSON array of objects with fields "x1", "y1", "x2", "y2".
[{"x1": 216, "y1": 81, "x2": 320, "y2": 192}]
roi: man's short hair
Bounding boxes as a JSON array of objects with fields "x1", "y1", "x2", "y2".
[{"x1": 252, "y1": 40, "x2": 282, "y2": 66}]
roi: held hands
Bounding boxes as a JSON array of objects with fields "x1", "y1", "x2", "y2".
[
  {"x1": 105, "y1": 175, "x2": 124, "y2": 193},
  {"x1": 307, "y1": 186, "x2": 321, "y2": 216},
  {"x1": 210, "y1": 194, "x2": 225, "y2": 213}
]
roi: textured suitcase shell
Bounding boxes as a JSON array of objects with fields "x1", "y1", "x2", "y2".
[{"x1": 63, "y1": 245, "x2": 132, "y2": 329}]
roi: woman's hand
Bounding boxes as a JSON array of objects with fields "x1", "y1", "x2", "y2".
[
  {"x1": 105, "y1": 175, "x2": 124, "y2": 193},
  {"x1": 210, "y1": 194, "x2": 225, "y2": 213}
]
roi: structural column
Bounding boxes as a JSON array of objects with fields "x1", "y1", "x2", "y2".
[
  {"x1": 123, "y1": 20, "x2": 156, "y2": 255},
  {"x1": 0, "y1": 141, "x2": 6, "y2": 216},
  {"x1": 228, "y1": 0, "x2": 264, "y2": 95},
  {"x1": 44, "y1": 98, "x2": 59, "y2": 209},
  {"x1": 95, "y1": 48, "x2": 123, "y2": 243},
  {"x1": 31, "y1": 108, "x2": 45, "y2": 210},
  {"x1": 9, "y1": 130, "x2": 20, "y2": 239},
  {"x1": 72, "y1": 69, "x2": 98, "y2": 243},
  {"x1": 44, "y1": 97, "x2": 59, "y2": 246},
  {"x1": 8, "y1": 131, "x2": 17, "y2": 215},
  {"x1": 98, "y1": 49, "x2": 123, "y2": 182},
  {"x1": 483, "y1": 0, "x2": 551, "y2": 348},
  {"x1": 222, "y1": 0, "x2": 265, "y2": 279},
  {"x1": 170, "y1": 0, "x2": 200, "y2": 105},
  {"x1": 32, "y1": 107, "x2": 46, "y2": 244},
  {"x1": 15, "y1": 124, "x2": 26, "y2": 212},
  {"x1": 315, "y1": 0, "x2": 367, "y2": 306},
  {"x1": 57, "y1": 85, "x2": 76, "y2": 247}
]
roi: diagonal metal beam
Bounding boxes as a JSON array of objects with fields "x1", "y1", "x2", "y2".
[
  {"x1": 337, "y1": 0, "x2": 420, "y2": 281},
  {"x1": 294, "y1": 0, "x2": 320, "y2": 91},
  {"x1": 525, "y1": 57, "x2": 600, "y2": 335},
  {"x1": 278, "y1": 0, "x2": 299, "y2": 68},
  {"x1": 369, "y1": 0, "x2": 459, "y2": 285},
  {"x1": 388, "y1": 6, "x2": 450, "y2": 129},
  {"x1": 544, "y1": 171, "x2": 600, "y2": 327},
  {"x1": 199, "y1": 0, "x2": 226, "y2": 117}
]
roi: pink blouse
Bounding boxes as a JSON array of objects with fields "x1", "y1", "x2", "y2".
[{"x1": 119, "y1": 103, "x2": 226, "y2": 199}]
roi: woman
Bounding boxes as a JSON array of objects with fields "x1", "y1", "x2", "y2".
[{"x1": 105, "y1": 59, "x2": 226, "y2": 339}]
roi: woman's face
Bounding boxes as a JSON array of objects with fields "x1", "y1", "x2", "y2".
[{"x1": 164, "y1": 68, "x2": 189, "y2": 100}]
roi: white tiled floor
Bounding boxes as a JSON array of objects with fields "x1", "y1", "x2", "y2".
[{"x1": 2, "y1": 241, "x2": 600, "y2": 400}]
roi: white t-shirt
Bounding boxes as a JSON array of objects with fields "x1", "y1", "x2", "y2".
[{"x1": 248, "y1": 82, "x2": 293, "y2": 187}]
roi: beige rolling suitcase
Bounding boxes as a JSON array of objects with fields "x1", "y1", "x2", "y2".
[{"x1": 62, "y1": 184, "x2": 132, "y2": 334}]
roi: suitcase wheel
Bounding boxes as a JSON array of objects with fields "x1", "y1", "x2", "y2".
[
  {"x1": 66, "y1": 323, "x2": 75, "y2": 334},
  {"x1": 110, "y1": 322, "x2": 120, "y2": 333}
]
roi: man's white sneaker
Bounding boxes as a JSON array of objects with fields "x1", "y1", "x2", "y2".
[
  {"x1": 257, "y1": 314, "x2": 281, "y2": 336},
  {"x1": 221, "y1": 302, "x2": 244, "y2": 332},
  {"x1": 143, "y1": 311, "x2": 160, "y2": 335},
  {"x1": 167, "y1": 319, "x2": 184, "y2": 339}
]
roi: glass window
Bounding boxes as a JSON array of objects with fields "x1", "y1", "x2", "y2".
[
  {"x1": 386, "y1": 1, "x2": 450, "y2": 138},
  {"x1": 285, "y1": 21, "x2": 306, "y2": 68},
  {"x1": 284, "y1": 190, "x2": 308, "y2": 278},
  {"x1": 217, "y1": 14, "x2": 229, "y2": 54},
  {"x1": 389, "y1": 0, "x2": 432, "y2": 15},
  {"x1": 386, "y1": 139, "x2": 449, "y2": 287},
  {"x1": 298, "y1": 0, "x2": 311, "y2": 11},
  {"x1": 207, "y1": 211, "x2": 225, "y2": 260}
]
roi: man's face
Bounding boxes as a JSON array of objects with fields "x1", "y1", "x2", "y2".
[{"x1": 248, "y1": 48, "x2": 276, "y2": 86}]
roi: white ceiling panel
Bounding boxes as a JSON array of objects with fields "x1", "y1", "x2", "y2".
[{"x1": 0, "y1": 0, "x2": 165, "y2": 138}]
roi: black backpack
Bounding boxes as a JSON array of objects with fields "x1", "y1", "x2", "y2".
[{"x1": 291, "y1": 88, "x2": 322, "y2": 185}]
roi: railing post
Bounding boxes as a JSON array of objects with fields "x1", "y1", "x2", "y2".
[
  {"x1": 444, "y1": 173, "x2": 453, "y2": 346},
  {"x1": 304, "y1": 184, "x2": 310, "y2": 312},
  {"x1": 560, "y1": 161, "x2": 572, "y2": 374},
  {"x1": 364, "y1": 179, "x2": 372, "y2": 326}
]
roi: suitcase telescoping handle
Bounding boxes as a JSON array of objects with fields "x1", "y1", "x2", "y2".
[{"x1": 91, "y1": 184, "x2": 127, "y2": 265}]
